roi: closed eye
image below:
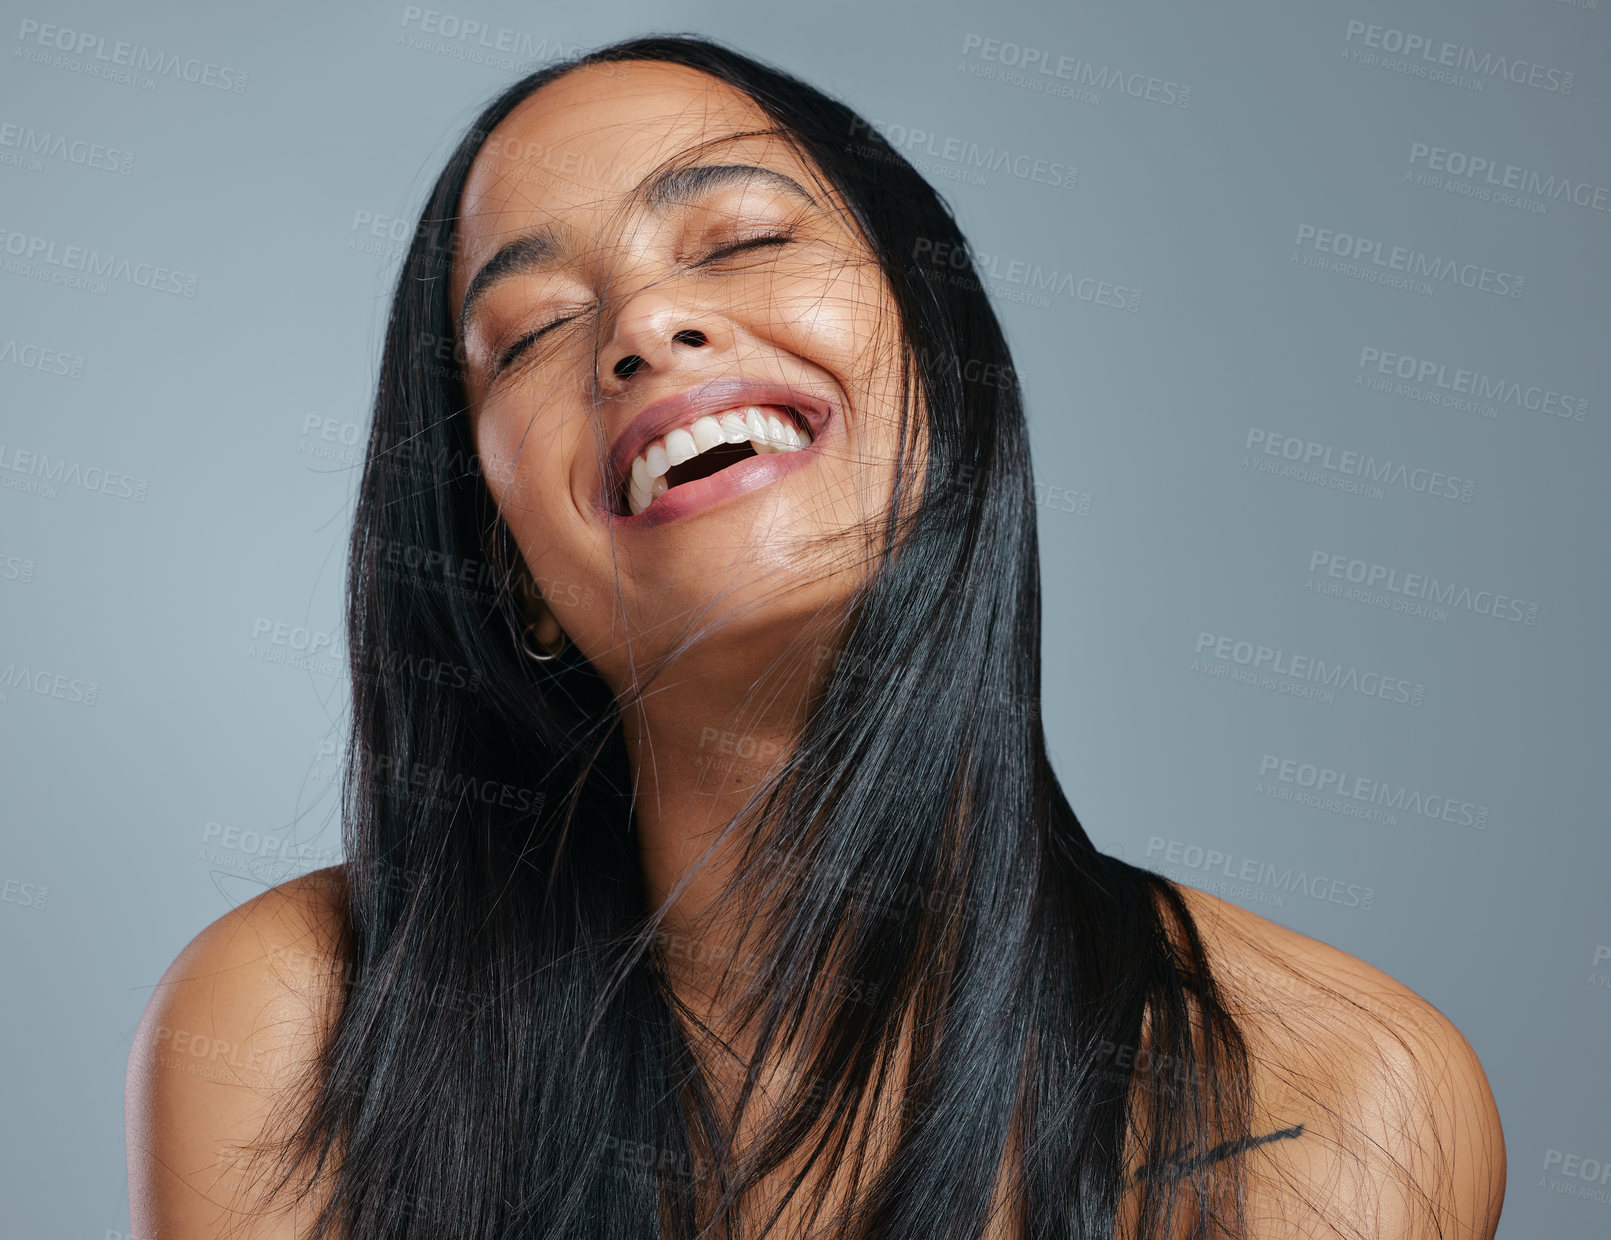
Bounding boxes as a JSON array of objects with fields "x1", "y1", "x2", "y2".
[
  {"x1": 495, "y1": 313, "x2": 582, "y2": 375},
  {"x1": 696, "y1": 233, "x2": 793, "y2": 265},
  {"x1": 491, "y1": 235, "x2": 790, "y2": 375}
]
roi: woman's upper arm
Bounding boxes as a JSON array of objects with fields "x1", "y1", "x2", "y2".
[{"x1": 125, "y1": 869, "x2": 345, "y2": 1239}]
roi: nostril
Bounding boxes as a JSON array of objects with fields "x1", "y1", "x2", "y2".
[
  {"x1": 671, "y1": 329, "x2": 707, "y2": 347},
  {"x1": 613, "y1": 354, "x2": 646, "y2": 379}
]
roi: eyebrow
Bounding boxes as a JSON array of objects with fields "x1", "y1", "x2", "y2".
[{"x1": 456, "y1": 163, "x2": 819, "y2": 343}]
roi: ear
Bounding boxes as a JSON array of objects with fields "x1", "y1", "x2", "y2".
[{"x1": 528, "y1": 604, "x2": 564, "y2": 653}]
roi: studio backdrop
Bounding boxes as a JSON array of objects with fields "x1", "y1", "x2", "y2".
[{"x1": 1, "y1": 1, "x2": 1607, "y2": 1236}]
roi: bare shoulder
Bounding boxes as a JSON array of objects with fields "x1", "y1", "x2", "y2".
[
  {"x1": 1170, "y1": 883, "x2": 1507, "y2": 1239},
  {"x1": 126, "y1": 865, "x2": 349, "y2": 1239}
]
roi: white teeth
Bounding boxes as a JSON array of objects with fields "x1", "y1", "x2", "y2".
[
  {"x1": 689, "y1": 415, "x2": 725, "y2": 453},
  {"x1": 663, "y1": 427, "x2": 698, "y2": 467},
  {"x1": 751, "y1": 409, "x2": 796, "y2": 455},
  {"x1": 628, "y1": 476, "x2": 669, "y2": 516},
  {"x1": 624, "y1": 405, "x2": 815, "y2": 515}
]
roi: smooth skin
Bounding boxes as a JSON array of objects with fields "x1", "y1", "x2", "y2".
[
  {"x1": 127, "y1": 61, "x2": 1506, "y2": 1239},
  {"x1": 451, "y1": 61, "x2": 914, "y2": 989}
]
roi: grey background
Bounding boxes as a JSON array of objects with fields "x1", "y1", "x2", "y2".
[{"x1": 1, "y1": 0, "x2": 1607, "y2": 1235}]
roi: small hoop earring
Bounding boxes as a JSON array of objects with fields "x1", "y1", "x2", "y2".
[{"x1": 520, "y1": 620, "x2": 566, "y2": 663}]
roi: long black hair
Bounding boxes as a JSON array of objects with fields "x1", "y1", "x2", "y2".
[{"x1": 250, "y1": 33, "x2": 1435, "y2": 1240}]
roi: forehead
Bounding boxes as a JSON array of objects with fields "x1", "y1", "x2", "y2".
[{"x1": 452, "y1": 61, "x2": 786, "y2": 293}]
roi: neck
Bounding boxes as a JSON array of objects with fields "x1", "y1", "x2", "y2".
[{"x1": 616, "y1": 625, "x2": 830, "y2": 1029}]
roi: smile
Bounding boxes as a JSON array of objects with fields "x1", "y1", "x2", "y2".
[
  {"x1": 602, "y1": 378, "x2": 835, "y2": 526},
  {"x1": 624, "y1": 405, "x2": 813, "y2": 516}
]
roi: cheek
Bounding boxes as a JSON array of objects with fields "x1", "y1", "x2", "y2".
[
  {"x1": 471, "y1": 398, "x2": 633, "y2": 657},
  {"x1": 775, "y1": 266, "x2": 908, "y2": 482},
  {"x1": 474, "y1": 395, "x2": 586, "y2": 518},
  {"x1": 473, "y1": 421, "x2": 520, "y2": 512},
  {"x1": 763, "y1": 261, "x2": 885, "y2": 361},
  {"x1": 471, "y1": 408, "x2": 585, "y2": 592}
]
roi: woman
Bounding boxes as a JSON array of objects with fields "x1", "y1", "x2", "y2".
[{"x1": 125, "y1": 35, "x2": 1505, "y2": 1240}]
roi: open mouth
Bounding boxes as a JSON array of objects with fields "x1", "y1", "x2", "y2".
[{"x1": 618, "y1": 404, "x2": 815, "y2": 517}]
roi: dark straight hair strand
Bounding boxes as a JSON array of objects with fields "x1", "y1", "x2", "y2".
[{"x1": 248, "y1": 33, "x2": 1435, "y2": 1240}]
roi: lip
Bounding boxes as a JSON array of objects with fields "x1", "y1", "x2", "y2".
[{"x1": 595, "y1": 377, "x2": 838, "y2": 528}]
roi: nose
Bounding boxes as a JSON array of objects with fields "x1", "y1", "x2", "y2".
[{"x1": 597, "y1": 289, "x2": 730, "y2": 394}]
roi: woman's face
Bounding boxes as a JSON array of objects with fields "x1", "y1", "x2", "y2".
[{"x1": 450, "y1": 60, "x2": 911, "y2": 693}]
